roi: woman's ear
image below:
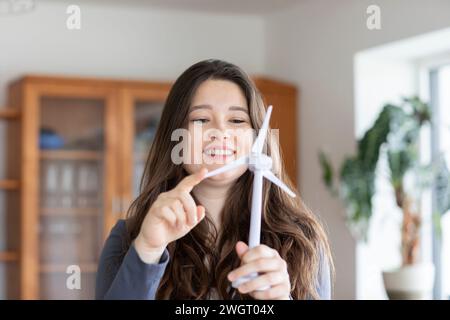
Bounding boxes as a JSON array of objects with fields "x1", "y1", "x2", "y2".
[{"x1": 235, "y1": 241, "x2": 249, "y2": 259}]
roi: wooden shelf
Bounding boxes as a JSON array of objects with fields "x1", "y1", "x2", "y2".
[
  {"x1": 0, "y1": 179, "x2": 20, "y2": 190},
  {"x1": 40, "y1": 207, "x2": 100, "y2": 216},
  {"x1": 0, "y1": 108, "x2": 20, "y2": 120},
  {"x1": 40, "y1": 150, "x2": 103, "y2": 161},
  {"x1": 40, "y1": 262, "x2": 97, "y2": 273},
  {"x1": 0, "y1": 251, "x2": 19, "y2": 262}
]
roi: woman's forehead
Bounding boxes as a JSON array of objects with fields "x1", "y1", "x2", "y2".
[{"x1": 190, "y1": 79, "x2": 248, "y2": 111}]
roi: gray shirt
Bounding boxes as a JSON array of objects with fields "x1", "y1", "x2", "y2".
[{"x1": 95, "y1": 219, "x2": 331, "y2": 300}]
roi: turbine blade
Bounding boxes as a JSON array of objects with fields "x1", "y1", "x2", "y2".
[
  {"x1": 251, "y1": 105, "x2": 273, "y2": 154},
  {"x1": 204, "y1": 156, "x2": 249, "y2": 178},
  {"x1": 262, "y1": 170, "x2": 296, "y2": 197}
]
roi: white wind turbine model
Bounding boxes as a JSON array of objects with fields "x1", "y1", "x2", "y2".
[{"x1": 204, "y1": 105, "x2": 296, "y2": 290}]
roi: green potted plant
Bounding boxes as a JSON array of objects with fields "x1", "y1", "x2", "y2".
[{"x1": 319, "y1": 96, "x2": 450, "y2": 299}]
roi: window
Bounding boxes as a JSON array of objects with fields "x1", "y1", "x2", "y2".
[{"x1": 429, "y1": 64, "x2": 450, "y2": 300}]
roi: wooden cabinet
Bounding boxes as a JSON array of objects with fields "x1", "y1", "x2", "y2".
[
  {"x1": 6, "y1": 77, "x2": 124, "y2": 299},
  {"x1": 0, "y1": 74, "x2": 297, "y2": 299},
  {"x1": 253, "y1": 77, "x2": 298, "y2": 186}
]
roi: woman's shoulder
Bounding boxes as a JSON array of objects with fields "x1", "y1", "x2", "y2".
[
  {"x1": 110, "y1": 219, "x2": 127, "y2": 235},
  {"x1": 101, "y1": 219, "x2": 128, "y2": 258}
]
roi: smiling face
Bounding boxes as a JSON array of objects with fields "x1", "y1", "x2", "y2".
[{"x1": 182, "y1": 79, "x2": 254, "y2": 184}]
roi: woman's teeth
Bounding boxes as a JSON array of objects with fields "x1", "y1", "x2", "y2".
[{"x1": 205, "y1": 149, "x2": 234, "y2": 156}]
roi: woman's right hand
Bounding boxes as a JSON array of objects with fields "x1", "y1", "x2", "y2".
[{"x1": 134, "y1": 168, "x2": 208, "y2": 263}]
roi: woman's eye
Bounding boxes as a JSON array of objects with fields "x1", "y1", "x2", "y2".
[
  {"x1": 230, "y1": 119, "x2": 246, "y2": 124},
  {"x1": 191, "y1": 118, "x2": 209, "y2": 124}
]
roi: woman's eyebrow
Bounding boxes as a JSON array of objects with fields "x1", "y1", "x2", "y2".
[
  {"x1": 190, "y1": 105, "x2": 212, "y2": 112},
  {"x1": 229, "y1": 106, "x2": 249, "y2": 113},
  {"x1": 189, "y1": 105, "x2": 248, "y2": 113}
]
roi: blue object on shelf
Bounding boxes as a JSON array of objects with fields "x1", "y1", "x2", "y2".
[{"x1": 39, "y1": 128, "x2": 64, "y2": 150}]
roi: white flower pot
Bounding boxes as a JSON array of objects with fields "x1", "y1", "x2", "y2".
[{"x1": 382, "y1": 263, "x2": 435, "y2": 299}]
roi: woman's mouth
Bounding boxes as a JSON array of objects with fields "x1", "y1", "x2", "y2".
[{"x1": 203, "y1": 147, "x2": 237, "y2": 161}]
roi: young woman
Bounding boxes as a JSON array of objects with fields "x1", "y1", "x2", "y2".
[{"x1": 95, "y1": 59, "x2": 333, "y2": 300}]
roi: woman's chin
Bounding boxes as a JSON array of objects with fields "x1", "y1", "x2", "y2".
[
  {"x1": 206, "y1": 172, "x2": 234, "y2": 181},
  {"x1": 204, "y1": 165, "x2": 248, "y2": 184}
]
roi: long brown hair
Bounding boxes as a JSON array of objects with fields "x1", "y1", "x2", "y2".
[{"x1": 124, "y1": 59, "x2": 334, "y2": 299}]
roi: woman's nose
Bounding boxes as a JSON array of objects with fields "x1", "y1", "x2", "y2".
[
  {"x1": 209, "y1": 131, "x2": 230, "y2": 141},
  {"x1": 208, "y1": 127, "x2": 231, "y2": 142}
]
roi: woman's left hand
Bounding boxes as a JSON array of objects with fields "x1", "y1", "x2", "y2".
[{"x1": 227, "y1": 241, "x2": 291, "y2": 300}]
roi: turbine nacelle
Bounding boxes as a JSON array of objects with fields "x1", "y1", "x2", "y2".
[{"x1": 248, "y1": 153, "x2": 272, "y2": 172}]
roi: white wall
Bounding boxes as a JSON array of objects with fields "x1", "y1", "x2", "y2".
[
  {"x1": 264, "y1": 0, "x2": 450, "y2": 299},
  {"x1": 0, "y1": 0, "x2": 266, "y2": 106}
]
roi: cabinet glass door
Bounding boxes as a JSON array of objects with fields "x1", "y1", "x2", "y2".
[
  {"x1": 132, "y1": 101, "x2": 164, "y2": 198},
  {"x1": 38, "y1": 97, "x2": 106, "y2": 299}
]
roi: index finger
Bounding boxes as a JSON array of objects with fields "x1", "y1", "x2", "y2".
[
  {"x1": 176, "y1": 168, "x2": 208, "y2": 193},
  {"x1": 241, "y1": 245, "x2": 278, "y2": 264}
]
